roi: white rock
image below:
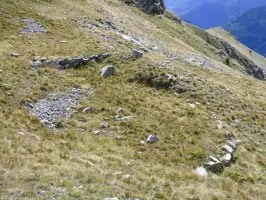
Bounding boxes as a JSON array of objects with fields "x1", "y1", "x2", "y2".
[
  {"x1": 93, "y1": 130, "x2": 100, "y2": 135},
  {"x1": 222, "y1": 153, "x2": 232, "y2": 166},
  {"x1": 193, "y1": 167, "x2": 208, "y2": 177},
  {"x1": 33, "y1": 56, "x2": 40, "y2": 61},
  {"x1": 101, "y1": 65, "x2": 115, "y2": 78},
  {"x1": 140, "y1": 140, "x2": 145, "y2": 145},
  {"x1": 82, "y1": 107, "x2": 93, "y2": 113},
  {"x1": 221, "y1": 145, "x2": 234, "y2": 154},
  {"x1": 116, "y1": 116, "x2": 133, "y2": 121},
  {"x1": 17, "y1": 132, "x2": 25, "y2": 136},
  {"x1": 147, "y1": 134, "x2": 159, "y2": 143},
  {"x1": 11, "y1": 53, "x2": 20, "y2": 57},
  {"x1": 208, "y1": 156, "x2": 220, "y2": 163},
  {"x1": 189, "y1": 103, "x2": 195, "y2": 108},
  {"x1": 103, "y1": 198, "x2": 119, "y2": 200}
]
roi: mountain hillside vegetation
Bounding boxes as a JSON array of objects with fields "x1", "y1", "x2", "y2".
[{"x1": 1, "y1": 0, "x2": 266, "y2": 199}]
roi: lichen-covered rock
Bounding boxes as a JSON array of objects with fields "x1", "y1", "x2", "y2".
[{"x1": 135, "y1": 0, "x2": 165, "y2": 14}]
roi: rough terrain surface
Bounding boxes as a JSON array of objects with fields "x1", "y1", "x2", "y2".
[{"x1": 1, "y1": 0, "x2": 266, "y2": 199}]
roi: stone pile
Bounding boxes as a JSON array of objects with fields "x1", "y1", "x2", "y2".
[
  {"x1": 30, "y1": 53, "x2": 111, "y2": 70},
  {"x1": 27, "y1": 88, "x2": 94, "y2": 130},
  {"x1": 21, "y1": 18, "x2": 47, "y2": 34},
  {"x1": 194, "y1": 131, "x2": 240, "y2": 176}
]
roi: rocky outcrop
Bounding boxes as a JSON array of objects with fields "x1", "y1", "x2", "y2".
[
  {"x1": 220, "y1": 41, "x2": 265, "y2": 80},
  {"x1": 30, "y1": 53, "x2": 111, "y2": 70},
  {"x1": 135, "y1": 0, "x2": 165, "y2": 14}
]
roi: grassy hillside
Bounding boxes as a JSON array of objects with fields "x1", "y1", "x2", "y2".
[
  {"x1": 1, "y1": 0, "x2": 266, "y2": 199},
  {"x1": 224, "y1": 6, "x2": 266, "y2": 58}
]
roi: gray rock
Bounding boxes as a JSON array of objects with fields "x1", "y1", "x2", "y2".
[
  {"x1": 228, "y1": 140, "x2": 237, "y2": 150},
  {"x1": 82, "y1": 107, "x2": 93, "y2": 113},
  {"x1": 101, "y1": 122, "x2": 109, "y2": 128},
  {"x1": 21, "y1": 18, "x2": 47, "y2": 34},
  {"x1": 225, "y1": 131, "x2": 232, "y2": 139},
  {"x1": 101, "y1": 65, "x2": 115, "y2": 78},
  {"x1": 140, "y1": 46, "x2": 149, "y2": 52},
  {"x1": 147, "y1": 134, "x2": 159, "y2": 143},
  {"x1": 221, "y1": 145, "x2": 234, "y2": 154},
  {"x1": 33, "y1": 56, "x2": 40, "y2": 61},
  {"x1": 135, "y1": 0, "x2": 165, "y2": 14},
  {"x1": 131, "y1": 49, "x2": 143, "y2": 59},
  {"x1": 116, "y1": 108, "x2": 124, "y2": 114},
  {"x1": 222, "y1": 153, "x2": 232, "y2": 166},
  {"x1": 193, "y1": 166, "x2": 208, "y2": 177},
  {"x1": 204, "y1": 161, "x2": 223, "y2": 173}
]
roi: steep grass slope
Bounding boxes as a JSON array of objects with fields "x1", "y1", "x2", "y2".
[
  {"x1": 207, "y1": 27, "x2": 266, "y2": 72},
  {"x1": 0, "y1": 0, "x2": 266, "y2": 199}
]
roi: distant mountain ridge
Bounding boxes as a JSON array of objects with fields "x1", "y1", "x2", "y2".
[
  {"x1": 224, "y1": 6, "x2": 266, "y2": 58},
  {"x1": 164, "y1": 0, "x2": 266, "y2": 29}
]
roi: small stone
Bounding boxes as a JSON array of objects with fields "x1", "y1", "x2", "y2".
[
  {"x1": 204, "y1": 161, "x2": 223, "y2": 173},
  {"x1": 82, "y1": 107, "x2": 93, "y2": 113},
  {"x1": 40, "y1": 57, "x2": 47, "y2": 62},
  {"x1": 228, "y1": 140, "x2": 237, "y2": 150},
  {"x1": 208, "y1": 156, "x2": 220, "y2": 163},
  {"x1": 116, "y1": 108, "x2": 124, "y2": 114},
  {"x1": 125, "y1": 162, "x2": 131, "y2": 166},
  {"x1": 225, "y1": 131, "x2": 232, "y2": 139},
  {"x1": 140, "y1": 46, "x2": 149, "y2": 52},
  {"x1": 33, "y1": 56, "x2": 40, "y2": 61},
  {"x1": 11, "y1": 53, "x2": 20, "y2": 57},
  {"x1": 93, "y1": 130, "x2": 100, "y2": 135},
  {"x1": 101, "y1": 65, "x2": 115, "y2": 78},
  {"x1": 189, "y1": 103, "x2": 195, "y2": 108},
  {"x1": 60, "y1": 40, "x2": 68, "y2": 43},
  {"x1": 38, "y1": 191, "x2": 46, "y2": 197},
  {"x1": 152, "y1": 47, "x2": 159, "y2": 51},
  {"x1": 17, "y1": 132, "x2": 25, "y2": 136},
  {"x1": 221, "y1": 145, "x2": 234, "y2": 154},
  {"x1": 147, "y1": 134, "x2": 159, "y2": 143},
  {"x1": 222, "y1": 153, "x2": 232, "y2": 166},
  {"x1": 78, "y1": 185, "x2": 83, "y2": 189},
  {"x1": 25, "y1": 102, "x2": 34, "y2": 108},
  {"x1": 140, "y1": 140, "x2": 145, "y2": 145},
  {"x1": 193, "y1": 166, "x2": 208, "y2": 177},
  {"x1": 103, "y1": 198, "x2": 119, "y2": 200},
  {"x1": 115, "y1": 136, "x2": 123, "y2": 140},
  {"x1": 116, "y1": 116, "x2": 133, "y2": 121},
  {"x1": 131, "y1": 49, "x2": 143, "y2": 59},
  {"x1": 101, "y1": 122, "x2": 109, "y2": 128},
  {"x1": 124, "y1": 174, "x2": 131, "y2": 179}
]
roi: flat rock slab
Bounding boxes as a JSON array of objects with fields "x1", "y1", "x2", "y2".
[{"x1": 28, "y1": 88, "x2": 93, "y2": 130}]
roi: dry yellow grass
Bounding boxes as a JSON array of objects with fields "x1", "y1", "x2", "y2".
[{"x1": 0, "y1": 0, "x2": 266, "y2": 199}]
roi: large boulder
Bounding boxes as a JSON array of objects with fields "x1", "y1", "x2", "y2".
[{"x1": 135, "y1": 0, "x2": 165, "y2": 14}]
